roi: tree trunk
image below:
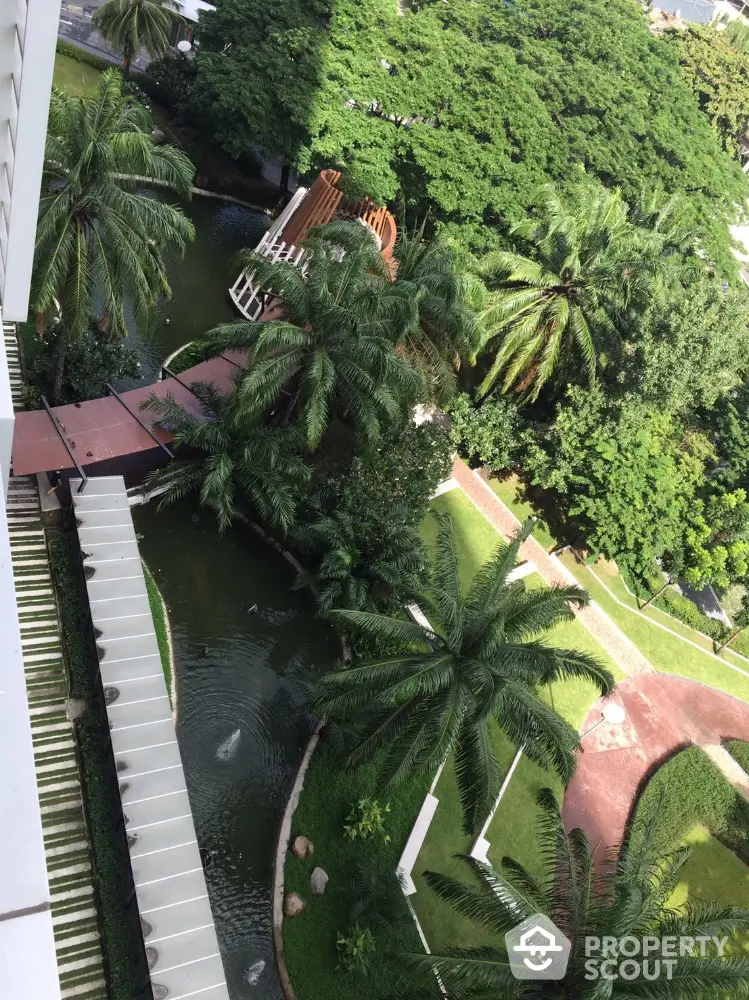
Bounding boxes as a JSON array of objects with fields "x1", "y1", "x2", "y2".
[
  {"x1": 718, "y1": 625, "x2": 745, "y2": 654},
  {"x1": 280, "y1": 163, "x2": 291, "y2": 195},
  {"x1": 52, "y1": 330, "x2": 68, "y2": 405},
  {"x1": 640, "y1": 581, "x2": 669, "y2": 610}
]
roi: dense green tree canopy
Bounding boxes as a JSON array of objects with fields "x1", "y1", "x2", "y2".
[
  {"x1": 668, "y1": 24, "x2": 749, "y2": 159},
  {"x1": 194, "y1": 0, "x2": 747, "y2": 265}
]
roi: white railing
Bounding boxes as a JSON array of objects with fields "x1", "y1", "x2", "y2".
[{"x1": 229, "y1": 186, "x2": 309, "y2": 320}]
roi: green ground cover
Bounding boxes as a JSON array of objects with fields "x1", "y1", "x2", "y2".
[
  {"x1": 142, "y1": 560, "x2": 172, "y2": 700},
  {"x1": 487, "y1": 474, "x2": 558, "y2": 551},
  {"x1": 561, "y1": 551, "x2": 749, "y2": 704},
  {"x1": 53, "y1": 52, "x2": 102, "y2": 98},
  {"x1": 629, "y1": 746, "x2": 749, "y2": 950},
  {"x1": 728, "y1": 740, "x2": 749, "y2": 773},
  {"x1": 284, "y1": 742, "x2": 430, "y2": 1000},
  {"x1": 421, "y1": 487, "x2": 508, "y2": 589}
]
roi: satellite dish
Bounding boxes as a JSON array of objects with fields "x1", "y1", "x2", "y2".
[
  {"x1": 602, "y1": 702, "x2": 626, "y2": 726},
  {"x1": 177, "y1": 40, "x2": 192, "y2": 53}
]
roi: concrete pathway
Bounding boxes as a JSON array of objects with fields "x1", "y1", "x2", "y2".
[
  {"x1": 451, "y1": 458, "x2": 654, "y2": 678},
  {"x1": 562, "y1": 674, "x2": 749, "y2": 863}
]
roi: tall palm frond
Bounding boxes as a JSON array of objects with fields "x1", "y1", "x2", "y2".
[
  {"x1": 140, "y1": 371, "x2": 309, "y2": 532},
  {"x1": 477, "y1": 185, "x2": 691, "y2": 401},
  {"x1": 32, "y1": 69, "x2": 195, "y2": 400},
  {"x1": 93, "y1": 0, "x2": 183, "y2": 74},
  {"x1": 400, "y1": 790, "x2": 749, "y2": 998},
  {"x1": 197, "y1": 221, "x2": 421, "y2": 449},
  {"x1": 314, "y1": 511, "x2": 614, "y2": 833}
]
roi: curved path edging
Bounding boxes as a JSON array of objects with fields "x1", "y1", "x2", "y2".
[{"x1": 562, "y1": 672, "x2": 749, "y2": 864}]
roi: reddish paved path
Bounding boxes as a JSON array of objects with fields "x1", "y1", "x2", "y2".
[
  {"x1": 561, "y1": 674, "x2": 749, "y2": 861},
  {"x1": 451, "y1": 458, "x2": 653, "y2": 678}
]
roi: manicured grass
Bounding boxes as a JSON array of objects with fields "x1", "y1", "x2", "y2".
[
  {"x1": 53, "y1": 52, "x2": 102, "y2": 97},
  {"x1": 670, "y1": 825, "x2": 749, "y2": 919},
  {"x1": 284, "y1": 742, "x2": 430, "y2": 1000},
  {"x1": 422, "y1": 487, "x2": 508, "y2": 590},
  {"x1": 561, "y1": 551, "x2": 749, "y2": 704},
  {"x1": 142, "y1": 560, "x2": 172, "y2": 700},
  {"x1": 487, "y1": 473, "x2": 558, "y2": 551}
]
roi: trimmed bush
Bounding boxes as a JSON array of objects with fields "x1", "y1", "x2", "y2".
[
  {"x1": 56, "y1": 39, "x2": 115, "y2": 73},
  {"x1": 629, "y1": 746, "x2": 749, "y2": 864},
  {"x1": 727, "y1": 740, "x2": 749, "y2": 775},
  {"x1": 448, "y1": 392, "x2": 522, "y2": 472},
  {"x1": 653, "y1": 586, "x2": 728, "y2": 643},
  {"x1": 49, "y1": 533, "x2": 96, "y2": 700}
]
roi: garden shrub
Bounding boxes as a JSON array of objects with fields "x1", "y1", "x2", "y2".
[
  {"x1": 49, "y1": 533, "x2": 96, "y2": 700},
  {"x1": 28, "y1": 323, "x2": 139, "y2": 405},
  {"x1": 448, "y1": 392, "x2": 521, "y2": 471},
  {"x1": 56, "y1": 39, "x2": 115, "y2": 72},
  {"x1": 343, "y1": 798, "x2": 391, "y2": 843},
  {"x1": 141, "y1": 53, "x2": 198, "y2": 115},
  {"x1": 629, "y1": 746, "x2": 749, "y2": 864},
  {"x1": 727, "y1": 740, "x2": 749, "y2": 775},
  {"x1": 652, "y1": 587, "x2": 728, "y2": 643}
]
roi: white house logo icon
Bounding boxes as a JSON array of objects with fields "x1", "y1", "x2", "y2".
[
  {"x1": 514, "y1": 925, "x2": 563, "y2": 971},
  {"x1": 505, "y1": 913, "x2": 571, "y2": 981}
]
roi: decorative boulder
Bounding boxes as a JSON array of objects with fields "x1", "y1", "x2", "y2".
[
  {"x1": 291, "y1": 835, "x2": 314, "y2": 860},
  {"x1": 151, "y1": 127, "x2": 165, "y2": 144},
  {"x1": 284, "y1": 892, "x2": 305, "y2": 918},
  {"x1": 310, "y1": 867, "x2": 329, "y2": 895}
]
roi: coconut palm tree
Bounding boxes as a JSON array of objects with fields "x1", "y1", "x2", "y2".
[
  {"x1": 33, "y1": 69, "x2": 195, "y2": 402},
  {"x1": 93, "y1": 0, "x2": 183, "y2": 76},
  {"x1": 402, "y1": 788, "x2": 749, "y2": 998},
  {"x1": 392, "y1": 220, "x2": 481, "y2": 405},
  {"x1": 293, "y1": 503, "x2": 426, "y2": 613},
  {"x1": 140, "y1": 374, "x2": 309, "y2": 532},
  {"x1": 477, "y1": 185, "x2": 669, "y2": 401},
  {"x1": 315, "y1": 512, "x2": 614, "y2": 833},
  {"x1": 199, "y1": 221, "x2": 420, "y2": 449}
]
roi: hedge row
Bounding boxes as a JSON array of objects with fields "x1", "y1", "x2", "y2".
[
  {"x1": 56, "y1": 38, "x2": 115, "y2": 73},
  {"x1": 49, "y1": 531, "x2": 142, "y2": 1000},
  {"x1": 628, "y1": 746, "x2": 749, "y2": 865},
  {"x1": 727, "y1": 740, "x2": 749, "y2": 775},
  {"x1": 653, "y1": 587, "x2": 727, "y2": 643}
]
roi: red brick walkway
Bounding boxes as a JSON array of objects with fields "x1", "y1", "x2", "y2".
[
  {"x1": 451, "y1": 458, "x2": 653, "y2": 678},
  {"x1": 561, "y1": 674, "x2": 749, "y2": 860}
]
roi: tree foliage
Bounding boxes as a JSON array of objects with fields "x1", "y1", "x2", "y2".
[
  {"x1": 193, "y1": 0, "x2": 747, "y2": 268},
  {"x1": 448, "y1": 393, "x2": 521, "y2": 472},
  {"x1": 525, "y1": 386, "x2": 708, "y2": 578},
  {"x1": 93, "y1": 0, "x2": 183, "y2": 75},
  {"x1": 316, "y1": 513, "x2": 613, "y2": 833},
  {"x1": 668, "y1": 24, "x2": 749, "y2": 159}
]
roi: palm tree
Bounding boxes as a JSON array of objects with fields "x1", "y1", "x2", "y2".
[
  {"x1": 392, "y1": 220, "x2": 481, "y2": 405},
  {"x1": 315, "y1": 512, "x2": 614, "y2": 833},
  {"x1": 477, "y1": 185, "x2": 664, "y2": 401},
  {"x1": 199, "y1": 221, "x2": 420, "y2": 449},
  {"x1": 93, "y1": 0, "x2": 183, "y2": 76},
  {"x1": 293, "y1": 504, "x2": 426, "y2": 613},
  {"x1": 33, "y1": 70, "x2": 195, "y2": 402},
  {"x1": 402, "y1": 789, "x2": 749, "y2": 998},
  {"x1": 140, "y1": 374, "x2": 309, "y2": 532}
]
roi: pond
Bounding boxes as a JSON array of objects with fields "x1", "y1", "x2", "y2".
[
  {"x1": 134, "y1": 499, "x2": 337, "y2": 1000},
  {"x1": 118, "y1": 195, "x2": 269, "y2": 388},
  {"x1": 130, "y1": 194, "x2": 335, "y2": 999}
]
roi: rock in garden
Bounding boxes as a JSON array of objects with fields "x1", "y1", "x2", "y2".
[
  {"x1": 151, "y1": 127, "x2": 165, "y2": 144},
  {"x1": 283, "y1": 892, "x2": 305, "y2": 918},
  {"x1": 310, "y1": 867, "x2": 328, "y2": 895},
  {"x1": 291, "y1": 835, "x2": 314, "y2": 859}
]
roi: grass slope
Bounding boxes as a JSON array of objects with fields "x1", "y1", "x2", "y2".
[{"x1": 53, "y1": 52, "x2": 102, "y2": 97}]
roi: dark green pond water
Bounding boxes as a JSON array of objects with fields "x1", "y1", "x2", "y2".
[
  {"x1": 134, "y1": 500, "x2": 336, "y2": 999},
  {"x1": 131, "y1": 197, "x2": 336, "y2": 998},
  {"x1": 119, "y1": 196, "x2": 269, "y2": 387}
]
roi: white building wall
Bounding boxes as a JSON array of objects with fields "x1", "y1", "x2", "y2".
[{"x1": 0, "y1": 0, "x2": 62, "y2": 322}]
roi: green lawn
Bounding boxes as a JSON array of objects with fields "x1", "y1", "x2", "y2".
[
  {"x1": 53, "y1": 53, "x2": 102, "y2": 98},
  {"x1": 284, "y1": 743, "x2": 430, "y2": 1000},
  {"x1": 487, "y1": 473, "x2": 558, "y2": 551},
  {"x1": 670, "y1": 825, "x2": 749, "y2": 921},
  {"x1": 561, "y1": 551, "x2": 749, "y2": 704},
  {"x1": 142, "y1": 560, "x2": 172, "y2": 701},
  {"x1": 422, "y1": 487, "x2": 509, "y2": 589}
]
